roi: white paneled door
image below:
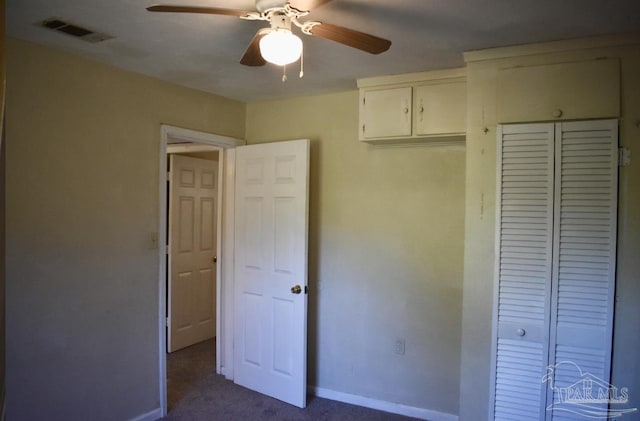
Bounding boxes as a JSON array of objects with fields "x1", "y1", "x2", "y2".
[
  {"x1": 233, "y1": 139, "x2": 309, "y2": 408},
  {"x1": 491, "y1": 120, "x2": 618, "y2": 420},
  {"x1": 168, "y1": 154, "x2": 218, "y2": 352}
]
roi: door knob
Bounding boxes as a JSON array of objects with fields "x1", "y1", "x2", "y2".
[
  {"x1": 291, "y1": 285, "x2": 302, "y2": 294},
  {"x1": 212, "y1": 255, "x2": 217, "y2": 263}
]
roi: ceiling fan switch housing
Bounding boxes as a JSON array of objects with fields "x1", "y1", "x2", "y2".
[{"x1": 271, "y1": 14, "x2": 292, "y2": 30}]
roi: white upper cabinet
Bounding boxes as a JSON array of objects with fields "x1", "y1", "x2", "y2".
[
  {"x1": 497, "y1": 58, "x2": 620, "y2": 123},
  {"x1": 358, "y1": 68, "x2": 466, "y2": 144}
]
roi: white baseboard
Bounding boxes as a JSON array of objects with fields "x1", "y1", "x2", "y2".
[
  {"x1": 128, "y1": 407, "x2": 162, "y2": 421},
  {"x1": 309, "y1": 386, "x2": 458, "y2": 421}
]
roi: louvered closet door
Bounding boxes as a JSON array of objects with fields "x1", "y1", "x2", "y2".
[
  {"x1": 492, "y1": 119, "x2": 618, "y2": 421},
  {"x1": 546, "y1": 120, "x2": 618, "y2": 420},
  {"x1": 492, "y1": 123, "x2": 555, "y2": 420}
]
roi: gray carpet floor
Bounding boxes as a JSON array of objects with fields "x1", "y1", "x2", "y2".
[{"x1": 164, "y1": 339, "x2": 419, "y2": 420}]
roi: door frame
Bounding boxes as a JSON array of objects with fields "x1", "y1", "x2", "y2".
[{"x1": 158, "y1": 125, "x2": 244, "y2": 416}]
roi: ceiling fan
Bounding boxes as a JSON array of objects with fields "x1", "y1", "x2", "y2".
[{"x1": 147, "y1": 0, "x2": 391, "y2": 72}]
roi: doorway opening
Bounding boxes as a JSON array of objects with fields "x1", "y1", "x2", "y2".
[
  {"x1": 158, "y1": 125, "x2": 243, "y2": 417},
  {"x1": 166, "y1": 149, "x2": 218, "y2": 410}
]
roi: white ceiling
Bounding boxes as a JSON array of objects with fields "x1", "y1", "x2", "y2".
[{"x1": 7, "y1": 0, "x2": 640, "y2": 102}]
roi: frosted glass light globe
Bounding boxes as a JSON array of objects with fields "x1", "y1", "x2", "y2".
[{"x1": 259, "y1": 29, "x2": 303, "y2": 66}]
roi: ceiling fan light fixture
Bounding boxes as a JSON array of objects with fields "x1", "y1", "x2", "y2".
[{"x1": 259, "y1": 28, "x2": 303, "y2": 66}]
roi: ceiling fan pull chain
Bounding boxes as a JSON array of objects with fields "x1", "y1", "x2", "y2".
[
  {"x1": 299, "y1": 43, "x2": 305, "y2": 78},
  {"x1": 282, "y1": 65, "x2": 288, "y2": 83}
]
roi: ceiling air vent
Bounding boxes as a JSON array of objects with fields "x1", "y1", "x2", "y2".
[{"x1": 39, "y1": 18, "x2": 114, "y2": 43}]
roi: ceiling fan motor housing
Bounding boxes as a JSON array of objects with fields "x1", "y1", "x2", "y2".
[{"x1": 256, "y1": 0, "x2": 287, "y2": 13}]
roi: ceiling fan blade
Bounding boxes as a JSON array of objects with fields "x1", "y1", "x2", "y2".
[
  {"x1": 146, "y1": 5, "x2": 251, "y2": 17},
  {"x1": 240, "y1": 31, "x2": 267, "y2": 67},
  {"x1": 309, "y1": 22, "x2": 391, "y2": 54},
  {"x1": 289, "y1": 0, "x2": 334, "y2": 11}
]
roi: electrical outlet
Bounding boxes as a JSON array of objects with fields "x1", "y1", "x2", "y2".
[{"x1": 395, "y1": 338, "x2": 405, "y2": 355}]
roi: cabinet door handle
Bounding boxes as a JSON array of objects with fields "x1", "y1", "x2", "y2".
[{"x1": 403, "y1": 107, "x2": 409, "y2": 114}]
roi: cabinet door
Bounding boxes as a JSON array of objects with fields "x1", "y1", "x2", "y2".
[
  {"x1": 497, "y1": 59, "x2": 620, "y2": 123},
  {"x1": 360, "y1": 87, "x2": 412, "y2": 140},
  {"x1": 414, "y1": 81, "x2": 466, "y2": 136}
]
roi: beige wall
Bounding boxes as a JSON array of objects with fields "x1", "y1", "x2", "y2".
[
  {"x1": 5, "y1": 38, "x2": 244, "y2": 420},
  {"x1": 7, "y1": 36, "x2": 465, "y2": 419},
  {"x1": 246, "y1": 91, "x2": 466, "y2": 415},
  {"x1": 460, "y1": 39, "x2": 640, "y2": 419}
]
